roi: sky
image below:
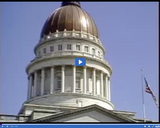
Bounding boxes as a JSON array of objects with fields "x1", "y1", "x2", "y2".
[{"x1": 0, "y1": 2, "x2": 159, "y2": 121}]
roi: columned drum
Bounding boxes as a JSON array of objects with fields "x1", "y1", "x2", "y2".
[{"x1": 24, "y1": 1, "x2": 114, "y2": 113}]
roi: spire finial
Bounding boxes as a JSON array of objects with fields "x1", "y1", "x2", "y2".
[{"x1": 61, "y1": 2, "x2": 81, "y2": 7}]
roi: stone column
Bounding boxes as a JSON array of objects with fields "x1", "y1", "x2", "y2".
[
  {"x1": 73, "y1": 65, "x2": 76, "y2": 93},
  {"x1": 41, "y1": 68, "x2": 45, "y2": 95},
  {"x1": 93, "y1": 68, "x2": 96, "y2": 95},
  {"x1": 61, "y1": 66, "x2": 65, "y2": 93},
  {"x1": 83, "y1": 67, "x2": 87, "y2": 94},
  {"x1": 105, "y1": 75, "x2": 108, "y2": 100},
  {"x1": 50, "y1": 66, "x2": 54, "y2": 94},
  {"x1": 100, "y1": 71, "x2": 104, "y2": 98},
  {"x1": 108, "y1": 77, "x2": 111, "y2": 101},
  {"x1": 31, "y1": 85, "x2": 34, "y2": 98},
  {"x1": 34, "y1": 71, "x2": 37, "y2": 97},
  {"x1": 28, "y1": 75, "x2": 32, "y2": 100}
]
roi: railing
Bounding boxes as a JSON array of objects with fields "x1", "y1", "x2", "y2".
[
  {"x1": 34, "y1": 30, "x2": 106, "y2": 57},
  {"x1": 40, "y1": 30, "x2": 102, "y2": 45},
  {"x1": 0, "y1": 114, "x2": 29, "y2": 122}
]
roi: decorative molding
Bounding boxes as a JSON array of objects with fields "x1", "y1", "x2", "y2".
[{"x1": 34, "y1": 30, "x2": 105, "y2": 55}]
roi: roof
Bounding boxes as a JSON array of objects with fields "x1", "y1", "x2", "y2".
[
  {"x1": 31, "y1": 104, "x2": 136, "y2": 122},
  {"x1": 40, "y1": 2, "x2": 99, "y2": 39}
]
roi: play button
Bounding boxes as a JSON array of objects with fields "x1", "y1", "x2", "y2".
[
  {"x1": 79, "y1": 60, "x2": 82, "y2": 64},
  {"x1": 75, "y1": 58, "x2": 86, "y2": 66}
]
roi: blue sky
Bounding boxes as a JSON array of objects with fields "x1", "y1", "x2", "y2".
[{"x1": 1, "y1": 2, "x2": 159, "y2": 121}]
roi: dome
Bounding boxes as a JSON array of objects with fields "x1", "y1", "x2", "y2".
[{"x1": 40, "y1": 2, "x2": 99, "y2": 39}]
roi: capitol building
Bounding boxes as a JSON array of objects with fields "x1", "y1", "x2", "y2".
[{"x1": 0, "y1": 2, "x2": 153, "y2": 122}]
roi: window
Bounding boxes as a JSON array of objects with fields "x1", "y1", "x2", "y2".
[
  {"x1": 92, "y1": 48, "x2": 95, "y2": 55},
  {"x1": 98, "y1": 51, "x2": 100, "y2": 56},
  {"x1": 43, "y1": 48, "x2": 46, "y2": 54},
  {"x1": 50, "y1": 46, "x2": 54, "y2": 52},
  {"x1": 101, "y1": 54, "x2": 103, "y2": 58},
  {"x1": 67, "y1": 44, "x2": 72, "y2": 50},
  {"x1": 57, "y1": 76, "x2": 61, "y2": 89},
  {"x1": 76, "y1": 77, "x2": 81, "y2": 89},
  {"x1": 38, "y1": 51, "x2": 41, "y2": 56},
  {"x1": 84, "y1": 46, "x2": 89, "y2": 52},
  {"x1": 58, "y1": 45, "x2": 62, "y2": 51},
  {"x1": 76, "y1": 45, "x2": 80, "y2": 51}
]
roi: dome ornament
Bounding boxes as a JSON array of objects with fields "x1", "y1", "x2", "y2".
[{"x1": 61, "y1": 2, "x2": 81, "y2": 7}]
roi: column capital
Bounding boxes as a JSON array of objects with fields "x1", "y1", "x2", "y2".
[
  {"x1": 41, "y1": 67, "x2": 45, "y2": 70},
  {"x1": 34, "y1": 70, "x2": 38, "y2": 73},
  {"x1": 106, "y1": 73, "x2": 109, "y2": 78},
  {"x1": 104, "y1": 74, "x2": 110, "y2": 81},
  {"x1": 61, "y1": 65, "x2": 65, "y2": 69},
  {"x1": 30, "y1": 72, "x2": 34, "y2": 76},
  {"x1": 92, "y1": 68, "x2": 96, "y2": 71}
]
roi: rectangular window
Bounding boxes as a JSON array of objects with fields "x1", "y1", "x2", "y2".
[
  {"x1": 76, "y1": 77, "x2": 81, "y2": 89},
  {"x1": 92, "y1": 48, "x2": 95, "y2": 55},
  {"x1": 57, "y1": 76, "x2": 61, "y2": 89},
  {"x1": 38, "y1": 51, "x2": 41, "y2": 56},
  {"x1": 98, "y1": 51, "x2": 100, "y2": 56},
  {"x1": 58, "y1": 45, "x2": 63, "y2": 51},
  {"x1": 84, "y1": 46, "x2": 89, "y2": 52},
  {"x1": 43, "y1": 48, "x2": 46, "y2": 54},
  {"x1": 67, "y1": 44, "x2": 72, "y2": 50},
  {"x1": 101, "y1": 54, "x2": 103, "y2": 58},
  {"x1": 76, "y1": 45, "x2": 80, "y2": 51},
  {"x1": 50, "y1": 46, "x2": 54, "y2": 52}
]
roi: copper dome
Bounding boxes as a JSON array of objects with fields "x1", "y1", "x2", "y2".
[{"x1": 40, "y1": 2, "x2": 99, "y2": 38}]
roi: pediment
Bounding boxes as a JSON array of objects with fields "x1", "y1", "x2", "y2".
[{"x1": 32, "y1": 105, "x2": 135, "y2": 122}]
